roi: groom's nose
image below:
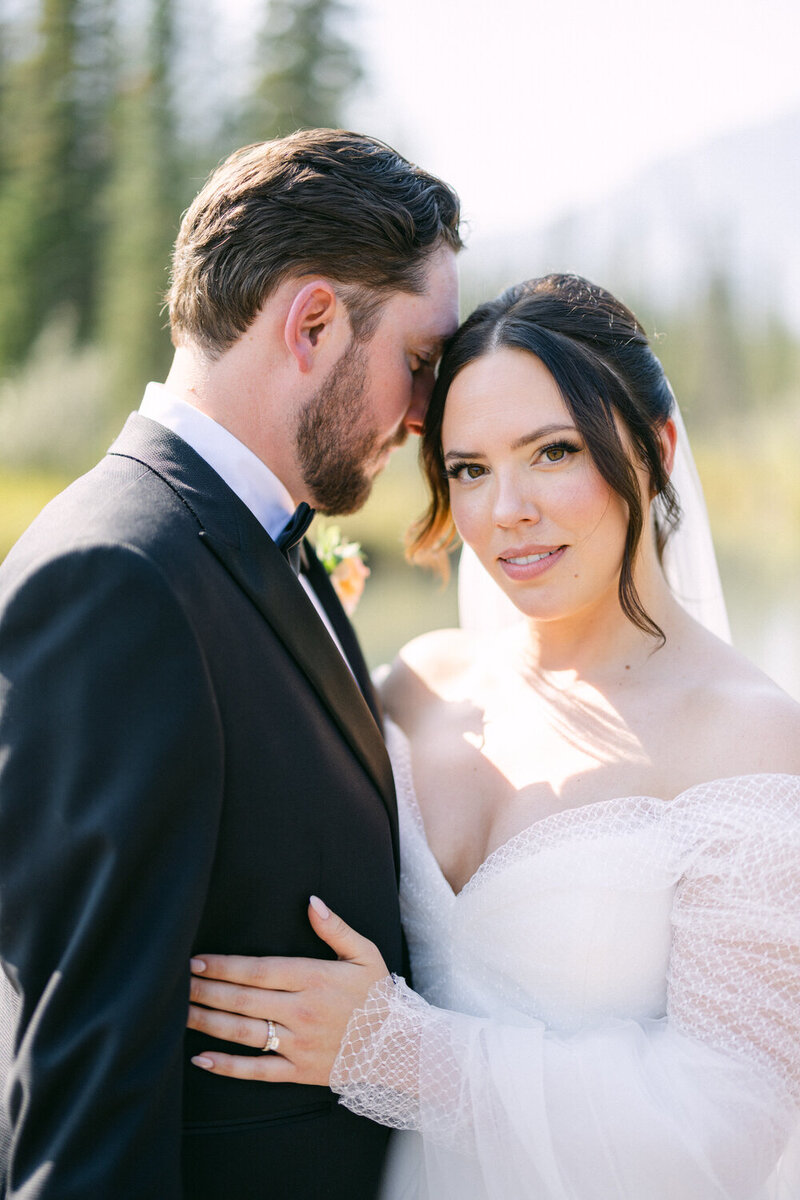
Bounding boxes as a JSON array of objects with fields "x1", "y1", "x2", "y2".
[{"x1": 403, "y1": 373, "x2": 433, "y2": 436}]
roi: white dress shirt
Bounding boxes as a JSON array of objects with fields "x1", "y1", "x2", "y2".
[{"x1": 139, "y1": 383, "x2": 353, "y2": 671}]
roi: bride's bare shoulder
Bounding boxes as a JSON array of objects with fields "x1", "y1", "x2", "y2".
[
  {"x1": 681, "y1": 632, "x2": 800, "y2": 777},
  {"x1": 721, "y1": 675, "x2": 800, "y2": 775},
  {"x1": 379, "y1": 628, "x2": 480, "y2": 731}
]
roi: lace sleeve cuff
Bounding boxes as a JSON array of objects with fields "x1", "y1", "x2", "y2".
[{"x1": 330, "y1": 975, "x2": 428, "y2": 1130}]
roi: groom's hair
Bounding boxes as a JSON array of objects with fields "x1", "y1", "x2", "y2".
[{"x1": 166, "y1": 129, "x2": 462, "y2": 357}]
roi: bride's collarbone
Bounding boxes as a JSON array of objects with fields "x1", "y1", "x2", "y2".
[
  {"x1": 412, "y1": 676, "x2": 670, "y2": 786},
  {"x1": 402, "y1": 644, "x2": 800, "y2": 863}
]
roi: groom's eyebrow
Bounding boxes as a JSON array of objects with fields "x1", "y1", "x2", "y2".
[{"x1": 443, "y1": 424, "x2": 577, "y2": 461}]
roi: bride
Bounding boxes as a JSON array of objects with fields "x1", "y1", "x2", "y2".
[{"x1": 187, "y1": 275, "x2": 800, "y2": 1198}]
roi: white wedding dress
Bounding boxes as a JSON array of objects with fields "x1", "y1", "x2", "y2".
[
  {"x1": 331, "y1": 721, "x2": 800, "y2": 1199},
  {"x1": 330, "y1": 406, "x2": 799, "y2": 1197}
]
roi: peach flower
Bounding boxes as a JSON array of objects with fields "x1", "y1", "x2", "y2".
[{"x1": 330, "y1": 555, "x2": 370, "y2": 616}]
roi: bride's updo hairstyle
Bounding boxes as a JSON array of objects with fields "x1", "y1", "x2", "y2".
[{"x1": 409, "y1": 273, "x2": 681, "y2": 641}]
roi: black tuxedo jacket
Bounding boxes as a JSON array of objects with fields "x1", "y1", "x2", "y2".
[{"x1": 0, "y1": 414, "x2": 403, "y2": 1199}]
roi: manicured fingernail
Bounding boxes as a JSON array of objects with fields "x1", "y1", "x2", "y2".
[
  {"x1": 309, "y1": 895, "x2": 330, "y2": 918},
  {"x1": 190, "y1": 958, "x2": 207, "y2": 972},
  {"x1": 191, "y1": 1056, "x2": 214, "y2": 1070}
]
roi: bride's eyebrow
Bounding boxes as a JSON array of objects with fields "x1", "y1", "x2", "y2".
[
  {"x1": 509, "y1": 423, "x2": 578, "y2": 450},
  {"x1": 443, "y1": 447, "x2": 486, "y2": 462},
  {"x1": 443, "y1": 423, "x2": 578, "y2": 462}
]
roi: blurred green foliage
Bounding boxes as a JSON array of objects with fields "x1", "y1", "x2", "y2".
[
  {"x1": 0, "y1": 0, "x2": 797, "y2": 688},
  {"x1": 0, "y1": 0, "x2": 363, "y2": 457},
  {"x1": 0, "y1": 467, "x2": 72, "y2": 557},
  {"x1": 245, "y1": 0, "x2": 363, "y2": 143}
]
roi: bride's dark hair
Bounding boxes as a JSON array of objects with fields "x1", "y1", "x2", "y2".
[{"x1": 408, "y1": 273, "x2": 681, "y2": 641}]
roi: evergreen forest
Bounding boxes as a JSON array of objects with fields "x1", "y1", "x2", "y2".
[{"x1": 0, "y1": 0, "x2": 797, "y2": 690}]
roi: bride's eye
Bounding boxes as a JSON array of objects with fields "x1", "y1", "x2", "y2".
[
  {"x1": 444, "y1": 460, "x2": 487, "y2": 483},
  {"x1": 540, "y1": 441, "x2": 580, "y2": 464}
]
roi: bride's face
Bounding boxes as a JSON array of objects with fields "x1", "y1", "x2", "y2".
[{"x1": 442, "y1": 346, "x2": 641, "y2": 625}]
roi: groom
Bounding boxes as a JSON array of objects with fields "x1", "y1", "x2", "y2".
[{"x1": 0, "y1": 130, "x2": 460, "y2": 1199}]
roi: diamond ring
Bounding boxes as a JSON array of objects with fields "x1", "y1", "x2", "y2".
[{"x1": 263, "y1": 1018, "x2": 280, "y2": 1053}]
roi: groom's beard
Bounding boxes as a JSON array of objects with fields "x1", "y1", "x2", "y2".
[{"x1": 295, "y1": 343, "x2": 405, "y2": 515}]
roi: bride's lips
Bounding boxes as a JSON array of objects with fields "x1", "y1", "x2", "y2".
[{"x1": 497, "y1": 544, "x2": 567, "y2": 581}]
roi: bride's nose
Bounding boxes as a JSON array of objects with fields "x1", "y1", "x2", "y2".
[{"x1": 491, "y1": 475, "x2": 541, "y2": 529}]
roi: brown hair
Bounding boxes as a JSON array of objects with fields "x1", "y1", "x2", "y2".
[
  {"x1": 167, "y1": 129, "x2": 462, "y2": 356},
  {"x1": 409, "y1": 274, "x2": 680, "y2": 642}
]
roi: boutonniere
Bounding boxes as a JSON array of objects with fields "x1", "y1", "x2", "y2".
[{"x1": 315, "y1": 525, "x2": 370, "y2": 616}]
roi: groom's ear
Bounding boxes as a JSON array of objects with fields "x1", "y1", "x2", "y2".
[
  {"x1": 284, "y1": 280, "x2": 344, "y2": 373},
  {"x1": 657, "y1": 417, "x2": 678, "y2": 479}
]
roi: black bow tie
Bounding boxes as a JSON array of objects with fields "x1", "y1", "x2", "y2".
[{"x1": 276, "y1": 502, "x2": 315, "y2": 574}]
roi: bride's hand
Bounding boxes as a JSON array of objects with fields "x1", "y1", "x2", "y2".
[{"x1": 187, "y1": 896, "x2": 389, "y2": 1086}]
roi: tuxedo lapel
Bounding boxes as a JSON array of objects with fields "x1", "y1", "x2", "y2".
[
  {"x1": 108, "y1": 414, "x2": 399, "y2": 863},
  {"x1": 199, "y1": 530, "x2": 396, "y2": 808},
  {"x1": 302, "y1": 544, "x2": 384, "y2": 728}
]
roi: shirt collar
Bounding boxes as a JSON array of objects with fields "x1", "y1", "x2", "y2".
[{"x1": 140, "y1": 382, "x2": 295, "y2": 541}]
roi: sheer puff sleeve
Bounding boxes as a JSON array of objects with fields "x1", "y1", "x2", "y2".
[{"x1": 331, "y1": 776, "x2": 800, "y2": 1199}]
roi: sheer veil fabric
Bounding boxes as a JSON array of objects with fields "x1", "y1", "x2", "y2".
[{"x1": 330, "y1": 406, "x2": 800, "y2": 1198}]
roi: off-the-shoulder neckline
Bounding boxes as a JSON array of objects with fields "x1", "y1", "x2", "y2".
[{"x1": 384, "y1": 718, "x2": 800, "y2": 899}]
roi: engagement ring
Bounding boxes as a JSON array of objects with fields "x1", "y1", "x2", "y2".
[{"x1": 263, "y1": 1019, "x2": 280, "y2": 1053}]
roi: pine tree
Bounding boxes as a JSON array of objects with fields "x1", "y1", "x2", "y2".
[
  {"x1": 0, "y1": 0, "x2": 114, "y2": 367},
  {"x1": 0, "y1": 7, "x2": 9, "y2": 189},
  {"x1": 98, "y1": 0, "x2": 180, "y2": 413},
  {"x1": 246, "y1": 0, "x2": 364, "y2": 141}
]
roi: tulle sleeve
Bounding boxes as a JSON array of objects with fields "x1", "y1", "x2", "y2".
[{"x1": 330, "y1": 777, "x2": 800, "y2": 1199}]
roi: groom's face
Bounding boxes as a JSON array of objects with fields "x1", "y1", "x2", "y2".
[{"x1": 294, "y1": 246, "x2": 459, "y2": 515}]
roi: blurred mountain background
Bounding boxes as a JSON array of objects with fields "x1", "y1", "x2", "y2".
[
  {"x1": 464, "y1": 108, "x2": 800, "y2": 327},
  {"x1": 0, "y1": 0, "x2": 798, "y2": 694}
]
